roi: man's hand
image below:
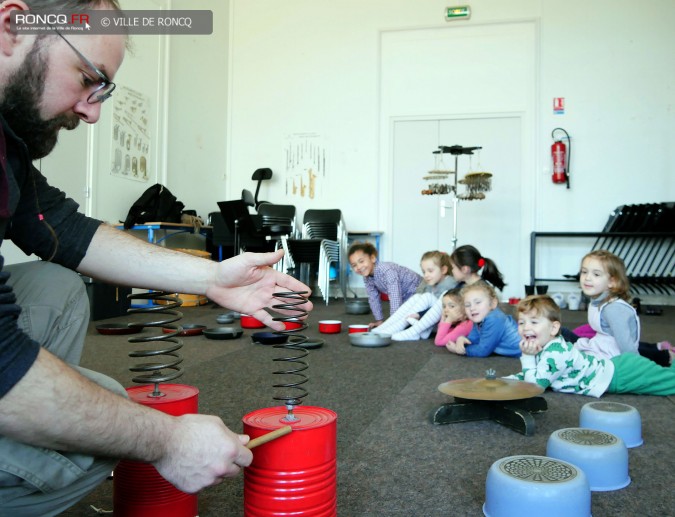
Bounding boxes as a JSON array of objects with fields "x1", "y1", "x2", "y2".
[
  {"x1": 152, "y1": 414, "x2": 253, "y2": 494},
  {"x1": 206, "y1": 250, "x2": 313, "y2": 330}
]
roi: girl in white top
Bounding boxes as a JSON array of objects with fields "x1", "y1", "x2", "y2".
[
  {"x1": 371, "y1": 251, "x2": 456, "y2": 340},
  {"x1": 572, "y1": 250, "x2": 670, "y2": 365},
  {"x1": 375, "y1": 245, "x2": 505, "y2": 342}
]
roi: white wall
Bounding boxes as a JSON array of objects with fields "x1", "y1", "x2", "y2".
[
  {"x1": 225, "y1": 0, "x2": 674, "y2": 299},
  {"x1": 31, "y1": 0, "x2": 674, "y2": 298},
  {"x1": 165, "y1": 0, "x2": 230, "y2": 220},
  {"x1": 537, "y1": 0, "x2": 675, "y2": 229},
  {"x1": 227, "y1": 0, "x2": 674, "y2": 222}
]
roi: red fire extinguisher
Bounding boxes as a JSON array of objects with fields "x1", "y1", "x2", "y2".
[{"x1": 551, "y1": 128, "x2": 571, "y2": 188}]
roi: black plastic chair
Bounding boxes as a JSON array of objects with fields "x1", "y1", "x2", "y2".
[
  {"x1": 257, "y1": 203, "x2": 297, "y2": 237},
  {"x1": 207, "y1": 211, "x2": 235, "y2": 261},
  {"x1": 302, "y1": 209, "x2": 343, "y2": 240},
  {"x1": 281, "y1": 238, "x2": 323, "y2": 288},
  {"x1": 217, "y1": 200, "x2": 275, "y2": 255},
  {"x1": 251, "y1": 168, "x2": 273, "y2": 209},
  {"x1": 241, "y1": 189, "x2": 255, "y2": 208}
]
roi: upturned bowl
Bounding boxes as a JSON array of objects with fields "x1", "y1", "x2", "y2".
[
  {"x1": 579, "y1": 401, "x2": 643, "y2": 448},
  {"x1": 345, "y1": 298, "x2": 370, "y2": 315},
  {"x1": 546, "y1": 427, "x2": 630, "y2": 491},
  {"x1": 483, "y1": 455, "x2": 591, "y2": 517}
]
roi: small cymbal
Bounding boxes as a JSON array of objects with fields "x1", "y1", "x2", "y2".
[{"x1": 438, "y1": 377, "x2": 544, "y2": 401}]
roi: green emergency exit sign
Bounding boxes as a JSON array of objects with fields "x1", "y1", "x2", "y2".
[{"x1": 446, "y1": 5, "x2": 471, "y2": 20}]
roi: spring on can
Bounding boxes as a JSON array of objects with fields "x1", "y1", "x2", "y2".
[
  {"x1": 126, "y1": 291, "x2": 184, "y2": 397},
  {"x1": 270, "y1": 290, "x2": 310, "y2": 421}
]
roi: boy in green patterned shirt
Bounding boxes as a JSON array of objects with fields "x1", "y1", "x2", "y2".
[{"x1": 505, "y1": 295, "x2": 675, "y2": 397}]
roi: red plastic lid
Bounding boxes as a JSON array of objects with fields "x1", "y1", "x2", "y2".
[
  {"x1": 126, "y1": 384, "x2": 199, "y2": 405},
  {"x1": 243, "y1": 405, "x2": 337, "y2": 431}
]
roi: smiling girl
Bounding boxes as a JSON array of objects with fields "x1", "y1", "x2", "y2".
[
  {"x1": 368, "y1": 251, "x2": 457, "y2": 339},
  {"x1": 449, "y1": 281, "x2": 520, "y2": 357},
  {"x1": 571, "y1": 250, "x2": 671, "y2": 365},
  {"x1": 348, "y1": 241, "x2": 421, "y2": 329},
  {"x1": 375, "y1": 245, "x2": 505, "y2": 341}
]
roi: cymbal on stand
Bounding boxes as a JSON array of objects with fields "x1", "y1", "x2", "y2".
[{"x1": 438, "y1": 377, "x2": 544, "y2": 401}]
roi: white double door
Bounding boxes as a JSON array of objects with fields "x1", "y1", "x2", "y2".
[{"x1": 382, "y1": 21, "x2": 537, "y2": 299}]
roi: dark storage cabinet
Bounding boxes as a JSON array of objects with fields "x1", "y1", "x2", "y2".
[{"x1": 81, "y1": 276, "x2": 131, "y2": 321}]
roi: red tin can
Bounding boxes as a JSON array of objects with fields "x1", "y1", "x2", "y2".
[
  {"x1": 113, "y1": 384, "x2": 199, "y2": 517},
  {"x1": 243, "y1": 406, "x2": 337, "y2": 517}
]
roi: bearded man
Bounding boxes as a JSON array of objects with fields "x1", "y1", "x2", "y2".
[{"x1": 0, "y1": 2, "x2": 311, "y2": 515}]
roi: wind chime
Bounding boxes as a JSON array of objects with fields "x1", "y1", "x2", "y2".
[{"x1": 421, "y1": 145, "x2": 493, "y2": 249}]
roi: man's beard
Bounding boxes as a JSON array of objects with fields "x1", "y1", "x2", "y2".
[{"x1": 0, "y1": 41, "x2": 80, "y2": 160}]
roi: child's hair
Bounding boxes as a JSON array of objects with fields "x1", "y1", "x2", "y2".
[
  {"x1": 581, "y1": 250, "x2": 630, "y2": 301},
  {"x1": 348, "y1": 241, "x2": 378, "y2": 258},
  {"x1": 442, "y1": 287, "x2": 463, "y2": 304},
  {"x1": 421, "y1": 250, "x2": 451, "y2": 272},
  {"x1": 460, "y1": 280, "x2": 498, "y2": 302},
  {"x1": 442, "y1": 288, "x2": 466, "y2": 322},
  {"x1": 517, "y1": 295, "x2": 562, "y2": 335},
  {"x1": 450, "y1": 245, "x2": 506, "y2": 290}
]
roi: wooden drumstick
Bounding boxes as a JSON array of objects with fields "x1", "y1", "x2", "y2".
[{"x1": 246, "y1": 425, "x2": 292, "y2": 449}]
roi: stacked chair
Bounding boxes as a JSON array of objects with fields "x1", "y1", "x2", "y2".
[
  {"x1": 257, "y1": 203, "x2": 298, "y2": 272},
  {"x1": 258, "y1": 203, "x2": 298, "y2": 239},
  {"x1": 281, "y1": 209, "x2": 348, "y2": 304}
]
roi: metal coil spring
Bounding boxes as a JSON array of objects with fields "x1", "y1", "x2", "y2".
[
  {"x1": 270, "y1": 290, "x2": 310, "y2": 421},
  {"x1": 126, "y1": 291, "x2": 184, "y2": 397}
]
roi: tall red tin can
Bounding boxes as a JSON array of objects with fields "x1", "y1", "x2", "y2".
[
  {"x1": 113, "y1": 384, "x2": 199, "y2": 517},
  {"x1": 243, "y1": 405, "x2": 337, "y2": 517}
]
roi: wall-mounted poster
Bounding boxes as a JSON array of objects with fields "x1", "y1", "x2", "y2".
[
  {"x1": 284, "y1": 132, "x2": 328, "y2": 200},
  {"x1": 111, "y1": 86, "x2": 151, "y2": 182}
]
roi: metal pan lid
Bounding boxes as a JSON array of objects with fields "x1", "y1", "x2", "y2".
[
  {"x1": 203, "y1": 327, "x2": 244, "y2": 340},
  {"x1": 349, "y1": 332, "x2": 391, "y2": 347}
]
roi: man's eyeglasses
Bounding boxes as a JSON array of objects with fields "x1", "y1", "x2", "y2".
[{"x1": 52, "y1": 28, "x2": 116, "y2": 104}]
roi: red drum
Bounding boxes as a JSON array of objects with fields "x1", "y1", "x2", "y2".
[
  {"x1": 113, "y1": 384, "x2": 199, "y2": 517},
  {"x1": 243, "y1": 406, "x2": 337, "y2": 517}
]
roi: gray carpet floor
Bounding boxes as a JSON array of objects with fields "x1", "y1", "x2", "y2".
[{"x1": 62, "y1": 298, "x2": 675, "y2": 516}]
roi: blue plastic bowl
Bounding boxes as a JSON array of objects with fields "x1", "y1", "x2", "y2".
[
  {"x1": 483, "y1": 455, "x2": 591, "y2": 517},
  {"x1": 547, "y1": 427, "x2": 630, "y2": 491},
  {"x1": 580, "y1": 401, "x2": 643, "y2": 448}
]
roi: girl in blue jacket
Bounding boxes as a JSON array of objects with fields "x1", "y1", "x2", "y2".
[{"x1": 447, "y1": 280, "x2": 521, "y2": 357}]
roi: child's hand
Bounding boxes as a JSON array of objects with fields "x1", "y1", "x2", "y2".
[
  {"x1": 406, "y1": 313, "x2": 420, "y2": 321},
  {"x1": 445, "y1": 341, "x2": 466, "y2": 355},
  {"x1": 369, "y1": 320, "x2": 383, "y2": 330},
  {"x1": 456, "y1": 336, "x2": 471, "y2": 349},
  {"x1": 520, "y1": 338, "x2": 542, "y2": 356}
]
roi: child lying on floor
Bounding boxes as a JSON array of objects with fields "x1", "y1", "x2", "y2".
[
  {"x1": 449, "y1": 281, "x2": 520, "y2": 357},
  {"x1": 434, "y1": 289, "x2": 473, "y2": 350},
  {"x1": 505, "y1": 295, "x2": 675, "y2": 397}
]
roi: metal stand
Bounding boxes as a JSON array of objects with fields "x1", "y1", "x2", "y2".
[
  {"x1": 431, "y1": 396, "x2": 548, "y2": 436},
  {"x1": 433, "y1": 145, "x2": 481, "y2": 250}
]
